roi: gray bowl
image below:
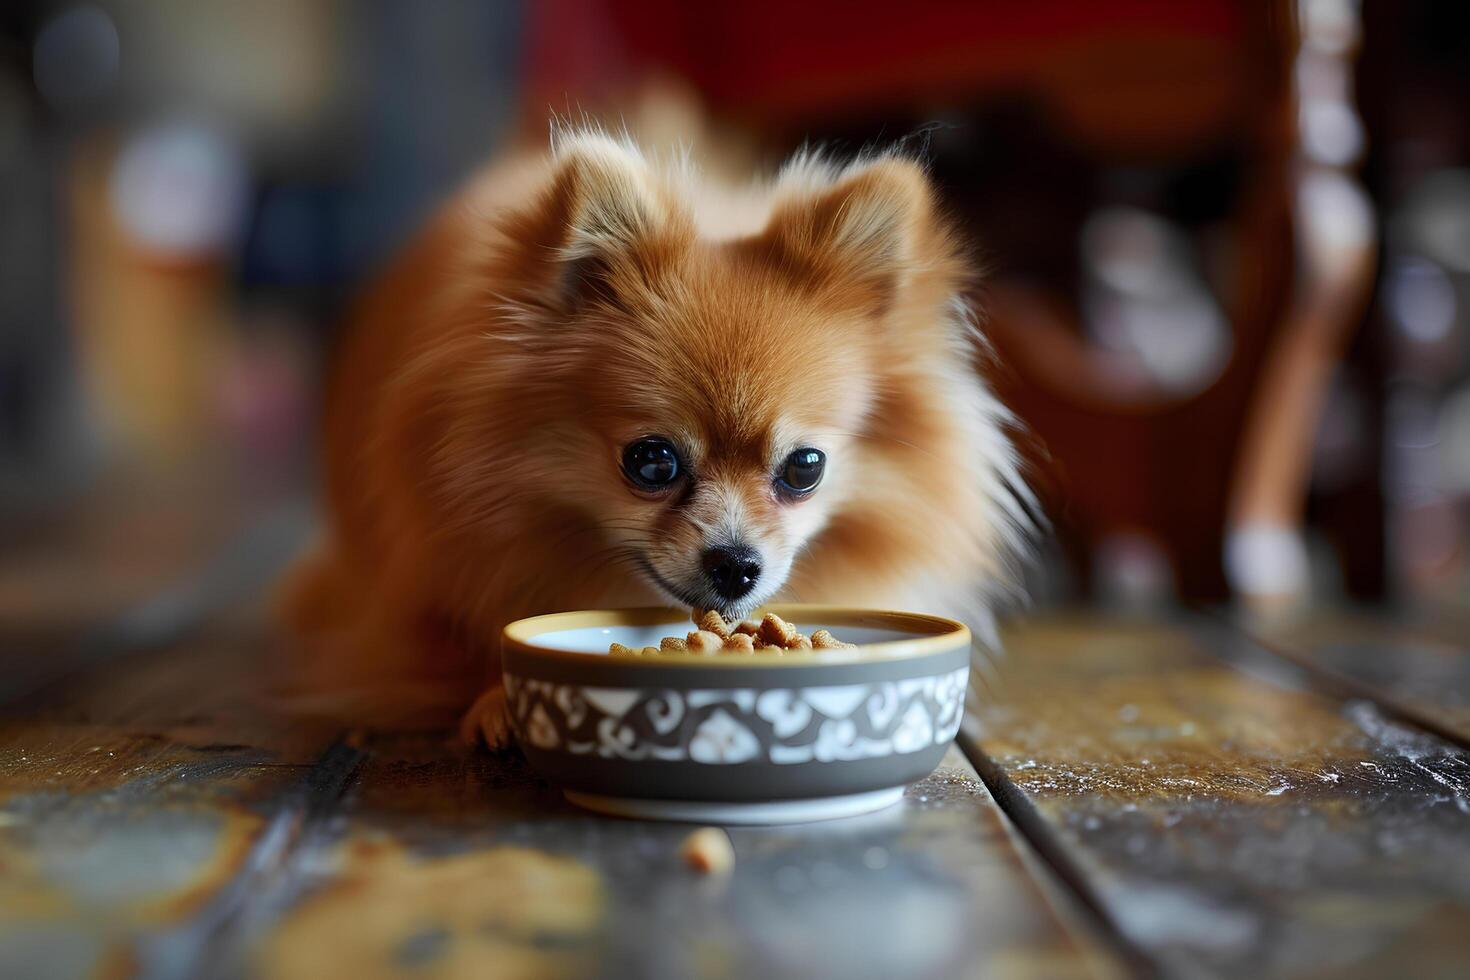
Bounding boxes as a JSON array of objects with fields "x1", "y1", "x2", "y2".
[{"x1": 501, "y1": 604, "x2": 971, "y2": 824}]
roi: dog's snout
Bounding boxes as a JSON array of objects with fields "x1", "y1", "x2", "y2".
[{"x1": 701, "y1": 545, "x2": 762, "y2": 601}]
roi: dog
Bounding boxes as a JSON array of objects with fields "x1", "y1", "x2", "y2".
[{"x1": 276, "y1": 125, "x2": 1032, "y2": 746}]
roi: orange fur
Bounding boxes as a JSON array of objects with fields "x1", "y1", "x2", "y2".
[{"x1": 275, "y1": 127, "x2": 1031, "y2": 735}]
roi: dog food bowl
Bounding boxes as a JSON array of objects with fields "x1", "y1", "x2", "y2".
[{"x1": 501, "y1": 604, "x2": 971, "y2": 824}]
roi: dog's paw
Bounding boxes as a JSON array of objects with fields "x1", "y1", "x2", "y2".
[{"x1": 458, "y1": 686, "x2": 514, "y2": 750}]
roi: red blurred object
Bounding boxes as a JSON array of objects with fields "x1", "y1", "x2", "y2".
[
  {"x1": 523, "y1": 0, "x2": 1267, "y2": 168},
  {"x1": 527, "y1": 0, "x2": 1245, "y2": 119}
]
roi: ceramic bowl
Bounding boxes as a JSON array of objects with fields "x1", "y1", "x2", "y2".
[{"x1": 501, "y1": 604, "x2": 971, "y2": 824}]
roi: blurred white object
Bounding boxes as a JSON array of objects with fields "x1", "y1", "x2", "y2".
[
  {"x1": 1293, "y1": 35, "x2": 1363, "y2": 167},
  {"x1": 1299, "y1": 99, "x2": 1364, "y2": 168},
  {"x1": 1297, "y1": 170, "x2": 1374, "y2": 274},
  {"x1": 109, "y1": 121, "x2": 248, "y2": 258},
  {"x1": 1225, "y1": 523, "x2": 1310, "y2": 601},
  {"x1": 1081, "y1": 207, "x2": 1232, "y2": 395},
  {"x1": 1386, "y1": 257, "x2": 1457, "y2": 346}
]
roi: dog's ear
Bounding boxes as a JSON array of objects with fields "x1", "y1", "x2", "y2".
[
  {"x1": 765, "y1": 157, "x2": 937, "y2": 308},
  {"x1": 513, "y1": 132, "x2": 679, "y2": 311}
]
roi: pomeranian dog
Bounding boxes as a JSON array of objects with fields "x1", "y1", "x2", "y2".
[{"x1": 277, "y1": 125, "x2": 1031, "y2": 746}]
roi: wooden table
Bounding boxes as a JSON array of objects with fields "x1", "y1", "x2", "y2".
[{"x1": 2, "y1": 495, "x2": 1468, "y2": 979}]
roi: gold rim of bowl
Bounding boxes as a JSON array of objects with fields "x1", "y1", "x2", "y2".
[{"x1": 501, "y1": 603, "x2": 972, "y2": 668}]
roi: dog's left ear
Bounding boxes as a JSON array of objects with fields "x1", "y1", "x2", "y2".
[{"x1": 764, "y1": 157, "x2": 938, "y2": 306}]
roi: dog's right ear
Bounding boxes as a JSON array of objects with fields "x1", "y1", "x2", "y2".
[
  {"x1": 762, "y1": 156, "x2": 940, "y2": 314},
  {"x1": 510, "y1": 132, "x2": 681, "y2": 312}
]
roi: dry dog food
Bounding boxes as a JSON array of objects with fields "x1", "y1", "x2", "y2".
[
  {"x1": 680, "y1": 826, "x2": 735, "y2": 875},
  {"x1": 609, "y1": 610, "x2": 856, "y2": 657}
]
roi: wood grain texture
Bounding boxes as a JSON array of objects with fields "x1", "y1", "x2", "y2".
[
  {"x1": 1249, "y1": 607, "x2": 1470, "y2": 745},
  {"x1": 235, "y1": 738, "x2": 1120, "y2": 980},
  {"x1": 965, "y1": 614, "x2": 1470, "y2": 980},
  {"x1": 0, "y1": 614, "x2": 345, "y2": 979}
]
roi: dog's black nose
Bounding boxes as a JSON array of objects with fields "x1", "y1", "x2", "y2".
[{"x1": 701, "y1": 545, "x2": 762, "y2": 601}]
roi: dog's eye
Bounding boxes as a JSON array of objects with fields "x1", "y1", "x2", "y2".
[
  {"x1": 622, "y1": 437, "x2": 681, "y2": 490},
  {"x1": 777, "y1": 448, "x2": 825, "y2": 495}
]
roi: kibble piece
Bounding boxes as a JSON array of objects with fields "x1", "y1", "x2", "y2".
[
  {"x1": 610, "y1": 614, "x2": 852, "y2": 656},
  {"x1": 722, "y1": 633, "x2": 755, "y2": 653},
  {"x1": 680, "y1": 827, "x2": 735, "y2": 875},
  {"x1": 811, "y1": 629, "x2": 856, "y2": 650},
  {"x1": 758, "y1": 613, "x2": 798, "y2": 648},
  {"x1": 685, "y1": 630, "x2": 724, "y2": 653},
  {"x1": 695, "y1": 609, "x2": 732, "y2": 638}
]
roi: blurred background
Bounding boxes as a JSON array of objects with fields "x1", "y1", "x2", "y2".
[{"x1": 2, "y1": 0, "x2": 1468, "y2": 623}]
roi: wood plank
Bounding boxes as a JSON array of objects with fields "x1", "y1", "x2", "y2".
[
  {"x1": 1247, "y1": 607, "x2": 1470, "y2": 745},
  {"x1": 231, "y1": 736, "x2": 1124, "y2": 980},
  {"x1": 964, "y1": 613, "x2": 1470, "y2": 980},
  {"x1": 0, "y1": 609, "x2": 346, "y2": 980}
]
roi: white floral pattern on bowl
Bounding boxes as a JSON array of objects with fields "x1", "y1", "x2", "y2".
[{"x1": 504, "y1": 667, "x2": 968, "y2": 764}]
